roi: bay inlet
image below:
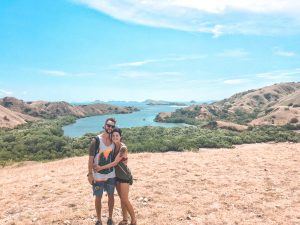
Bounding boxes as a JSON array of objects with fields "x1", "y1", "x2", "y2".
[{"x1": 63, "y1": 104, "x2": 187, "y2": 137}]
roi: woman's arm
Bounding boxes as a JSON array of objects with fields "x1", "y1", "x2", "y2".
[{"x1": 93, "y1": 152, "x2": 123, "y2": 172}]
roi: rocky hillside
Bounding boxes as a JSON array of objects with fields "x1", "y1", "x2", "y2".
[
  {"x1": 0, "y1": 97, "x2": 138, "y2": 128},
  {"x1": 156, "y1": 82, "x2": 300, "y2": 127},
  {"x1": 0, "y1": 105, "x2": 40, "y2": 129}
]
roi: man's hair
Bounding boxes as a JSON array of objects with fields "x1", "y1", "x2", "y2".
[{"x1": 105, "y1": 117, "x2": 116, "y2": 125}]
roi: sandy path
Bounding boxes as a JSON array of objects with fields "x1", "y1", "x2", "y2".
[{"x1": 0, "y1": 143, "x2": 299, "y2": 225}]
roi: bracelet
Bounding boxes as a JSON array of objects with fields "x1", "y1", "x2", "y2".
[{"x1": 87, "y1": 173, "x2": 92, "y2": 177}]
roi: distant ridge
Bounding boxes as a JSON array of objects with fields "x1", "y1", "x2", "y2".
[
  {"x1": 144, "y1": 99, "x2": 187, "y2": 106},
  {"x1": 156, "y1": 82, "x2": 300, "y2": 127},
  {"x1": 0, "y1": 97, "x2": 138, "y2": 128}
]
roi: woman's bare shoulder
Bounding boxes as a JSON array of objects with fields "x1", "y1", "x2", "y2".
[{"x1": 120, "y1": 142, "x2": 128, "y2": 152}]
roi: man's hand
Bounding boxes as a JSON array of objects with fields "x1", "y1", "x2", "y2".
[
  {"x1": 93, "y1": 165, "x2": 102, "y2": 172},
  {"x1": 115, "y1": 154, "x2": 123, "y2": 161},
  {"x1": 87, "y1": 174, "x2": 93, "y2": 185}
]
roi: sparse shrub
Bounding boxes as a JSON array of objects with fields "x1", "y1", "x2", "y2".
[{"x1": 290, "y1": 118, "x2": 299, "y2": 124}]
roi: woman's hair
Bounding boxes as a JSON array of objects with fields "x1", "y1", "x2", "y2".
[{"x1": 112, "y1": 127, "x2": 122, "y2": 137}]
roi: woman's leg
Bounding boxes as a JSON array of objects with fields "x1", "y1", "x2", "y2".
[
  {"x1": 116, "y1": 182, "x2": 128, "y2": 222},
  {"x1": 119, "y1": 183, "x2": 136, "y2": 224}
]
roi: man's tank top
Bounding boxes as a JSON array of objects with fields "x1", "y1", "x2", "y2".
[{"x1": 93, "y1": 135, "x2": 115, "y2": 181}]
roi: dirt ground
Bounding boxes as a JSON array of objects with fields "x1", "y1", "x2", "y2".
[{"x1": 0, "y1": 143, "x2": 299, "y2": 225}]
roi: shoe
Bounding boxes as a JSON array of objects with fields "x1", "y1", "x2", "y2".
[
  {"x1": 107, "y1": 218, "x2": 114, "y2": 225},
  {"x1": 95, "y1": 221, "x2": 102, "y2": 225}
]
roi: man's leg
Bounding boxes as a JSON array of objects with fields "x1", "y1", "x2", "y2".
[
  {"x1": 108, "y1": 194, "x2": 115, "y2": 219},
  {"x1": 105, "y1": 178, "x2": 116, "y2": 225},
  {"x1": 95, "y1": 196, "x2": 102, "y2": 222},
  {"x1": 93, "y1": 181, "x2": 105, "y2": 224}
]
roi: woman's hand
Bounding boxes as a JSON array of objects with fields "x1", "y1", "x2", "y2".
[{"x1": 93, "y1": 165, "x2": 103, "y2": 172}]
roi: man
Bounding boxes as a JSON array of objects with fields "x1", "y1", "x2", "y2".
[{"x1": 87, "y1": 118, "x2": 116, "y2": 225}]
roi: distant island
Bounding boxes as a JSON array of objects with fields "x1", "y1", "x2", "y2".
[{"x1": 143, "y1": 99, "x2": 187, "y2": 106}]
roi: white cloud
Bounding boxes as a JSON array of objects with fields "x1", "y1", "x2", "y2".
[
  {"x1": 74, "y1": 0, "x2": 300, "y2": 36},
  {"x1": 223, "y1": 79, "x2": 249, "y2": 84},
  {"x1": 114, "y1": 60, "x2": 157, "y2": 68},
  {"x1": 273, "y1": 47, "x2": 296, "y2": 57},
  {"x1": 39, "y1": 69, "x2": 95, "y2": 77},
  {"x1": 117, "y1": 71, "x2": 181, "y2": 79},
  {"x1": 0, "y1": 89, "x2": 13, "y2": 96},
  {"x1": 217, "y1": 49, "x2": 249, "y2": 58},
  {"x1": 256, "y1": 68, "x2": 300, "y2": 79},
  {"x1": 113, "y1": 55, "x2": 206, "y2": 68}
]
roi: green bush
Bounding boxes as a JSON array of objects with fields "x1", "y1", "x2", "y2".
[{"x1": 1, "y1": 117, "x2": 299, "y2": 164}]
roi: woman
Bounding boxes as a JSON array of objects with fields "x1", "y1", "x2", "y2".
[{"x1": 94, "y1": 128, "x2": 137, "y2": 225}]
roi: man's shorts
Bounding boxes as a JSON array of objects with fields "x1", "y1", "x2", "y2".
[{"x1": 93, "y1": 178, "x2": 116, "y2": 197}]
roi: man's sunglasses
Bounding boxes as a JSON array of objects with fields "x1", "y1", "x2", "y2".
[{"x1": 106, "y1": 124, "x2": 115, "y2": 128}]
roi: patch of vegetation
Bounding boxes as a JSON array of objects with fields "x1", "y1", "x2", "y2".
[
  {"x1": 290, "y1": 118, "x2": 299, "y2": 124},
  {"x1": 1, "y1": 119, "x2": 299, "y2": 166},
  {"x1": 0, "y1": 116, "x2": 77, "y2": 166}
]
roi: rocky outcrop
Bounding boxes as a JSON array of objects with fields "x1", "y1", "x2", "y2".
[
  {"x1": 155, "y1": 112, "x2": 172, "y2": 122},
  {"x1": 205, "y1": 120, "x2": 248, "y2": 131}
]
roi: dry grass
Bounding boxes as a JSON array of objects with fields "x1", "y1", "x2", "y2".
[{"x1": 1, "y1": 143, "x2": 300, "y2": 225}]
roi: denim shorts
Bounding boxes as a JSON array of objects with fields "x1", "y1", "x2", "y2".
[{"x1": 93, "y1": 178, "x2": 116, "y2": 197}]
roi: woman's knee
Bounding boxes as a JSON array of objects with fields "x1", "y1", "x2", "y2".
[{"x1": 120, "y1": 196, "x2": 129, "y2": 203}]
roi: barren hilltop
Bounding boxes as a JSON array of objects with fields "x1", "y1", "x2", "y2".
[
  {"x1": 0, "y1": 97, "x2": 138, "y2": 128},
  {"x1": 0, "y1": 143, "x2": 299, "y2": 225},
  {"x1": 156, "y1": 82, "x2": 300, "y2": 128}
]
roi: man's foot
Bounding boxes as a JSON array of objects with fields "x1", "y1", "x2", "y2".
[
  {"x1": 95, "y1": 221, "x2": 102, "y2": 225},
  {"x1": 107, "y1": 218, "x2": 114, "y2": 225}
]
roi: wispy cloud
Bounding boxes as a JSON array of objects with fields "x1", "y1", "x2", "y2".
[
  {"x1": 273, "y1": 47, "x2": 296, "y2": 57},
  {"x1": 223, "y1": 79, "x2": 250, "y2": 85},
  {"x1": 256, "y1": 68, "x2": 300, "y2": 80},
  {"x1": 217, "y1": 49, "x2": 249, "y2": 58},
  {"x1": 113, "y1": 55, "x2": 206, "y2": 68},
  {"x1": 116, "y1": 71, "x2": 181, "y2": 79},
  {"x1": 39, "y1": 69, "x2": 95, "y2": 77},
  {"x1": 0, "y1": 89, "x2": 13, "y2": 95},
  {"x1": 74, "y1": 0, "x2": 300, "y2": 36}
]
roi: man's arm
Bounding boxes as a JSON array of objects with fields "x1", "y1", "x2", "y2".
[
  {"x1": 93, "y1": 153, "x2": 123, "y2": 172},
  {"x1": 87, "y1": 139, "x2": 96, "y2": 185},
  {"x1": 94, "y1": 145, "x2": 128, "y2": 172}
]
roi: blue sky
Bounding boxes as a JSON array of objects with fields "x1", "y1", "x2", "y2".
[{"x1": 0, "y1": 0, "x2": 300, "y2": 102}]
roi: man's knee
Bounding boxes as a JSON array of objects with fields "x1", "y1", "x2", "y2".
[
  {"x1": 107, "y1": 195, "x2": 115, "y2": 201},
  {"x1": 95, "y1": 196, "x2": 102, "y2": 203}
]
